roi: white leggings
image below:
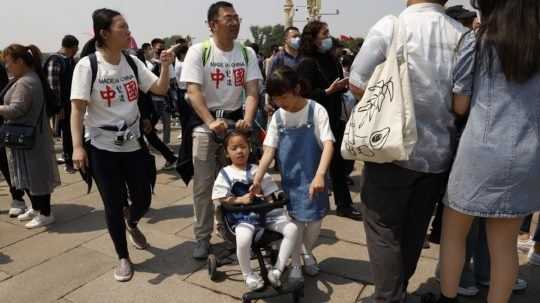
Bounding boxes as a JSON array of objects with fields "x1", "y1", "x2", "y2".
[
  {"x1": 294, "y1": 219, "x2": 323, "y2": 264},
  {"x1": 236, "y1": 220, "x2": 299, "y2": 277}
]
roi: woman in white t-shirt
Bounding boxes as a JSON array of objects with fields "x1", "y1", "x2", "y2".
[
  {"x1": 252, "y1": 65, "x2": 335, "y2": 279},
  {"x1": 70, "y1": 8, "x2": 173, "y2": 283}
]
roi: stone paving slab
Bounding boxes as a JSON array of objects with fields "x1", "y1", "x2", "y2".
[
  {"x1": 0, "y1": 247, "x2": 115, "y2": 303},
  {"x1": 0, "y1": 211, "x2": 106, "y2": 276},
  {"x1": 0, "y1": 220, "x2": 43, "y2": 248},
  {"x1": 65, "y1": 268, "x2": 238, "y2": 303}
]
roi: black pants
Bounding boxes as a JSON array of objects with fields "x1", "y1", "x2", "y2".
[
  {"x1": 60, "y1": 102, "x2": 73, "y2": 166},
  {"x1": 0, "y1": 147, "x2": 25, "y2": 201},
  {"x1": 361, "y1": 162, "x2": 448, "y2": 302},
  {"x1": 330, "y1": 121, "x2": 354, "y2": 210},
  {"x1": 90, "y1": 145, "x2": 152, "y2": 259},
  {"x1": 144, "y1": 130, "x2": 176, "y2": 163},
  {"x1": 24, "y1": 190, "x2": 51, "y2": 216}
]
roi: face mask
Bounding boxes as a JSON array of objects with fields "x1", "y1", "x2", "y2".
[
  {"x1": 289, "y1": 37, "x2": 301, "y2": 50},
  {"x1": 318, "y1": 37, "x2": 333, "y2": 53}
]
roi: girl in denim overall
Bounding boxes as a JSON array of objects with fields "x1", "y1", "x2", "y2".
[
  {"x1": 252, "y1": 66, "x2": 335, "y2": 279},
  {"x1": 212, "y1": 131, "x2": 300, "y2": 290}
]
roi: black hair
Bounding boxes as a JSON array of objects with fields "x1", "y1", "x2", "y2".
[
  {"x1": 151, "y1": 38, "x2": 165, "y2": 47},
  {"x1": 141, "y1": 43, "x2": 151, "y2": 50},
  {"x1": 175, "y1": 38, "x2": 187, "y2": 45},
  {"x1": 342, "y1": 54, "x2": 355, "y2": 69},
  {"x1": 298, "y1": 20, "x2": 328, "y2": 57},
  {"x1": 62, "y1": 35, "x2": 79, "y2": 49},
  {"x1": 174, "y1": 44, "x2": 189, "y2": 60},
  {"x1": 79, "y1": 39, "x2": 97, "y2": 58},
  {"x1": 206, "y1": 1, "x2": 234, "y2": 22},
  {"x1": 472, "y1": 0, "x2": 540, "y2": 83},
  {"x1": 207, "y1": 1, "x2": 234, "y2": 22},
  {"x1": 285, "y1": 26, "x2": 299, "y2": 35},
  {"x1": 223, "y1": 130, "x2": 250, "y2": 152},
  {"x1": 91, "y1": 8, "x2": 122, "y2": 49},
  {"x1": 248, "y1": 43, "x2": 260, "y2": 55},
  {"x1": 266, "y1": 65, "x2": 310, "y2": 98},
  {"x1": 136, "y1": 48, "x2": 146, "y2": 63}
]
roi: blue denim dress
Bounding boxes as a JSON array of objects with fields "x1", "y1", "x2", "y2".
[
  {"x1": 276, "y1": 102, "x2": 329, "y2": 222},
  {"x1": 446, "y1": 31, "x2": 540, "y2": 218}
]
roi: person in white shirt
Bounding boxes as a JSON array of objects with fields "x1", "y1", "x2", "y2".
[
  {"x1": 180, "y1": 1, "x2": 262, "y2": 260},
  {"x1": 70, "y1": 8, "x2": 173, "y2": 283},
  {"x1": 348, "y1": 1, "x2": 466, "y2": 301}
]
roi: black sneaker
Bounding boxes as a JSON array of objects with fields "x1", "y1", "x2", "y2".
[
  {"x1": 192, "y1": 239, "x2": 210, "y2": 260},
  {"x1": 126, "y1": 225, "x2": 148, "y2": 250},
  {"x1": 336, "y1": 207, "x2": 363, "y2": 221}
]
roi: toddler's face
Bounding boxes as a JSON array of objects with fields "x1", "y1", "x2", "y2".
[{"x1": 226, "y1": 135, "x2": 250, "y2": 166}]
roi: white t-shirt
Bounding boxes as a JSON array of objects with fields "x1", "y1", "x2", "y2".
[
  {"x1": 180, "y1": 38, "x2": 262, "y2": 112},
  {"x1": 175, "y1": 58, "x2": 187, "y2": 90},
  {"x1": 212, "y1": 164, "x2": 278, "y2": 201},
  {"x1": 264, "y1": 100, "x2": 335, "y2": 149},
  {"x1": 71, "y1": 51, "x2": 158, "y2": 152}
]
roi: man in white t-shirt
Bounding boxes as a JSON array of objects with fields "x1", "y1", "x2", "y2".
[{"x1": 180, "y1": 1, "x2": 263, "y2": 259}]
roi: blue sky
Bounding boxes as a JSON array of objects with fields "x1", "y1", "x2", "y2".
[{"x1": 2, "y1": 0, "x2": 472, "y2": 52}]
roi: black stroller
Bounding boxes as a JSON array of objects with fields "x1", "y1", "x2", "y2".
[{"x1": 207, "y1": 191, "x2": 304, "y2": 303}]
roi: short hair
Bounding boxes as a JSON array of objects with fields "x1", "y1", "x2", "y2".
[
  {"x1": 175, "y1": 38, "x2": 187, "y2": 45},
  {"x1": 151, "y1": 38, "x2": 165, "y2": 47},
  {"x1": 284, "y1": 26, "x2": 300, "y2": 35},
  {"x1": 207, "y1": 1, "x2": 234, "y2": 22},
  {"x1": 141, "y1": 43, "x2": 151, "y2": 50},
  {"x1": 62, "y1": 35, "x2": 79, "y2": 49}
]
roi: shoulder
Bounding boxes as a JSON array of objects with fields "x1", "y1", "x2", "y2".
[
  {"x1": 187, "y1": 42, "x2": 206, "y2": 55},
  {"x1": 310, "y1": 100, "x2": 329, "y2": 115},
  {"x1": 370, "y1": 15, "x2": 397, "y2": 36},
  {"x1": 75, "y1": 56, "x2": 92, "y2": 69},
  {"x1": 441, "y1": 14, "x2": 470, "y2": 36}
]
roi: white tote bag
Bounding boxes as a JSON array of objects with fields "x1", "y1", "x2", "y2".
[{"x1": 341, "y1": 16, "x2": 417, "y2": 163}]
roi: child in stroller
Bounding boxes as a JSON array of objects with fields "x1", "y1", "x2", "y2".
[{"x1": 212, "y1": 130, "x2": 302, "y2": 291}]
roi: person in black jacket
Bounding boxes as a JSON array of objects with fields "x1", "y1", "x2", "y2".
[
  {"x1": 297, "y1": 21, "x2": 362, "y2": 221},
  {"x1": 0, "y1": 61, "x2": 28, "y2": 217}
]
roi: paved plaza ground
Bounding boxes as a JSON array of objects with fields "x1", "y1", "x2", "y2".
[{"x1": 0, "y1": 132, "x2": 538, "y2": 303}]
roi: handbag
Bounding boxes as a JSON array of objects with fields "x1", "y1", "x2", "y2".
[
  {"x1": 341, "y1": 15, "x2": 417, "y2": 163},
  {"x1": 0, "y1": 79, "x2": 44, "y2": 149}
]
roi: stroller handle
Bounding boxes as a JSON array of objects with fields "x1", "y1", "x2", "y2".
[{"x1": 220, "y1": 191, "x2": 287, "y2": 213}]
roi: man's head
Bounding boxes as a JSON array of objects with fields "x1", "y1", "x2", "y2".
[
  {"x1": 207, "y1": 1, "x2": 240, "y2": 41},
  {"x1": 284, "y1": 26, "x2": 301, "y2": 51},
  {"x1": 141, "y1": 43, "x2": 153, "y2": 60},
  {"x1": 151, "y1": 38, "x2": 165, "y2": 59},
  {"x1": 61, "y1": 35, "x2": 79, "y2": 58},
  {"x1": 406, "y1": 0, "x2": 448, "y2": 6}
]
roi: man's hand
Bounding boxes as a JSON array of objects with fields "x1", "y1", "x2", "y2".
[
  {"x1": 208, "y1": 119, "x2": 227, "y2": 135},
  {"x1": 160, "y1": 50, "x2": 174, "y2": 67},
  {"x1": 236, "y1": 119, "x2": 252, "y2": 130}
]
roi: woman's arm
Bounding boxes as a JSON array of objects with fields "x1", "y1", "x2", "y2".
[
  {"x1": 309, "y1": 140, "x2": 334, "y2": 200},
  {"x1": 453, "y1": 94, "x2": 471, "y2": 118},
  {"x1": 148, "y1": 51, "x2": 173, "y2": 96},
  {"x1": 0, "y1": 81, "x2": 32, "y2": 120},
  {"x1": 70, "y1": 99, "x2": 88, "y2": 171},
  {"x1": 251, "y1": 146, "x2": 276, "y2": 195}
]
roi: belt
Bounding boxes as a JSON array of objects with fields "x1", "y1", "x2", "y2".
[{"x1": 211, "y1": 108, "x2": 243, "y2": 120}]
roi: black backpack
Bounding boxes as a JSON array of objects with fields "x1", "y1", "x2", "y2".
[{"x1": 41, "y1": 54, "x2": 66, "y2": 117}]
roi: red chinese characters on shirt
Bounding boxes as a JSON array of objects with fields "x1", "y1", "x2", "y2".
[
  {"x1": 123, "y1": 80, "x2": 139, "y2": 102},
  {"x1": 100, "y1": 85, "x2": 116, "y2": 107},
  {"x1": 233, "y1": 68, "x2": 245, "y2": 87},
  {"x1": 211, "y1": 68, "x2": 226, "y2": 89}
]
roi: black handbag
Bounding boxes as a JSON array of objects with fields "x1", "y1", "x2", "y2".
[{"x1": 0, "y1": 79, "x2": 44, "y2": 149}]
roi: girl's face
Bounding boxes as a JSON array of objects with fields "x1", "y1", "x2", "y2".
[
  {"x1": 3, "y1": 55, "x2": 26, "y2": 78},
  {"x1": 315, "y1": 24, "x2": 330, "y2": 48},
  {"x1": 226, "y1": 135, "x2": 250, "y2": 167},
  {"x1": 101, "y1": 15, "x2": 131, "y2": 50}
]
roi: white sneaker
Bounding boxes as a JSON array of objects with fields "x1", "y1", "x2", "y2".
[
  {"x1": 458, "y1": 285, "x2": 479, "y2": 297},
  {"x1": 518, "y1": 238, "x2": 534, "y2": 253},
  {"x1": 245, "y1": 272, "x2": 265, "y2": 291},
  {"x1": 17, "y1": 208, "x2": 37, "y2": 221},
  {"x1": 528, "y1": 248, "x2": 540, "y2": 266},
  {"x1": 267, "y1": 268, "x2": 282, "y2": 288},
  {"x1": 9, "y1": 199, "x2": 26, "y2": 218},
  {"x1": 25, "y1": 214, "x2": 55, "y2": 229}
]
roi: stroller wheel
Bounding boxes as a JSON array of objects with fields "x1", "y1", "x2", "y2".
[{"x1": 208, "y1": 254, "x2": 218, "y2": 281}]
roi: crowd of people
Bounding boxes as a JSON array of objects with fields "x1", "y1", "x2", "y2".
[{"x1": 0, "y1": 0, "x2": 539, "y2": 302}]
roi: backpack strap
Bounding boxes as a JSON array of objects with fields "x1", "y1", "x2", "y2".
[
  {"x1": 240, "y1": 43, "x2": 249, "y2": 65},
  {"x1": 202, "y1": 40, "x2": 212, "y2": 67},
  {"x1": 122, "y1": 51, "x2": 139, "y2": 82},
  {"x1": 89, "y1": 53, "x2": 98, "y2": 94}
]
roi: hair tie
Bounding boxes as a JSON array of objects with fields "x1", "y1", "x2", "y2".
[{"x1": 26, "y1": 47, "x2": 33, "y2": 57}]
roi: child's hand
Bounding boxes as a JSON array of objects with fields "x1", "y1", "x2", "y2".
[
  {"x1": 249, "y1": 181, "x2": 262, "y2": 197},
  {"x1": 237, "y1": 193, "x2": 253, "y2": 205},
  {"x1": 309, "y1": 174, "x2": 325, "y2": 201}
]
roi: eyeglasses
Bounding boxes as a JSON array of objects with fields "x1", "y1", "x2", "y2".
[{"x1": 214, "y1": 15, "x2": 242, "y2": 25}]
